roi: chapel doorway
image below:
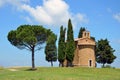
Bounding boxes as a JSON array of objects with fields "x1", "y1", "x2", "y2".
[{"x1": 89, "y1": 60, "x2": 92, "y2": 67}]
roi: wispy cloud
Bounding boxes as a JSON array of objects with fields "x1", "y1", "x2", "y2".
[
  {"x1": 111, "y1": 39, "x2": 120, "y2": 44},
  {"x1": 22, "y1": 16, "x2": 33, "y2": 24},
  {"x1": 113, "y1": 13, "x2": 120, "y2": 23},
  {"x1": 116, "y1": 40, "x2": 120, "y2": 44},
  {"x1": 0, "y1": 0, "x2": 6, "y2": 7},
  {"x1": 0, "y1": 0, "x2": 29, "y2": 7}
]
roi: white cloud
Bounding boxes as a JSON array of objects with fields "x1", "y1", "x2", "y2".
[
  {"x1": 21, "y1": 0, "x2": 71, "y2": 26},
  {"x1": 0, "y1": 0, "x2": 88, "y2": 27},
  {"x1": 21, "y1": 0, "x2": 88, "y2": 27},
  {"x1": 21, "y1": 4, "x2": 53, "y2": 25},
  {"x1": 113, "y1": 13, "x2": 120, "y2": 23}
]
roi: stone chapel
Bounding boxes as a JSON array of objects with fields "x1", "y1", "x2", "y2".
[
  {"x1": 64, "y1": 31, "x2": 96, "y2": 67},
  {"x1": 73, "y1": 31, "x2": 96, "y2": 67}
]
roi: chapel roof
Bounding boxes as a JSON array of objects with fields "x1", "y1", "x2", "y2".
[{"x1": 74, "y1": 30, "x2": 95, "y2": 46}]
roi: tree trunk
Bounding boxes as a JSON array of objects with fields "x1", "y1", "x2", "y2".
[
  {"x1": 32, "y1": 47, "x2": 35, "y2": 69},
  {"x1": 67, "y1": 61, "x2": 72, "y2": 67},
  {"x1": 103, "y1": 63, "x2": 105, "y2": 68},
  {"x1": 51, "y1": 61, "x2": 53, "y2": 67},
  {"x1": 59, "y1": 62, "x2": 64, "y2": 67},
  {"x1": 62, "y1": 62, "x2": 64, "y2": 67},
  {"x1": 59, "y1": 63, "x2": 61, "y2": 67}
]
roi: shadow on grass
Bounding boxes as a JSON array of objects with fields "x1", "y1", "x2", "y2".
[{"x1": 25, "y1": 68, "x2": 37, "y2": 71}]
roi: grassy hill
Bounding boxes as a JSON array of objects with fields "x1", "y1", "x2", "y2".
[{"x1": 0, "y1": 67, "x2": 120, "y2": 80}]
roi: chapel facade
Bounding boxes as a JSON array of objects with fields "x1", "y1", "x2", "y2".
[{"x1": 72, "y1": 31, "x2": 96, "y2": 67}]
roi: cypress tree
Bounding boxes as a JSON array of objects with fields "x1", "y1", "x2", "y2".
[
  {"x1": 66, "y1": 19, "x2": 75, "y2": 67},
  {"x1": 45, "y1": 33, "x2": 57, "y2": 67},
  {"x1": 58, "y1": 26, "x2": 66, "y2": 67}
]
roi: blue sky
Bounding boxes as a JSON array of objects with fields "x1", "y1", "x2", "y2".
[{"x1": 0, "y1": 0, "x2": 120, "y2": 68}]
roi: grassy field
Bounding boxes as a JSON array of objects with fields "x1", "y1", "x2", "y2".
[{"x1": 0, "y1": 67, "x2": 120, "y2": 80}]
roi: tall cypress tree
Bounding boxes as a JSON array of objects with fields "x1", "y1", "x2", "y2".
[
  {"x1": 58, "y1": 26, "x2": 66, "y2": 67},
  {"x1": 66, "y1": 19, "x2": 75, "y2": 67},
  {"x1": 45, "y1": 33, "x2": 57, "y2": 67}
]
